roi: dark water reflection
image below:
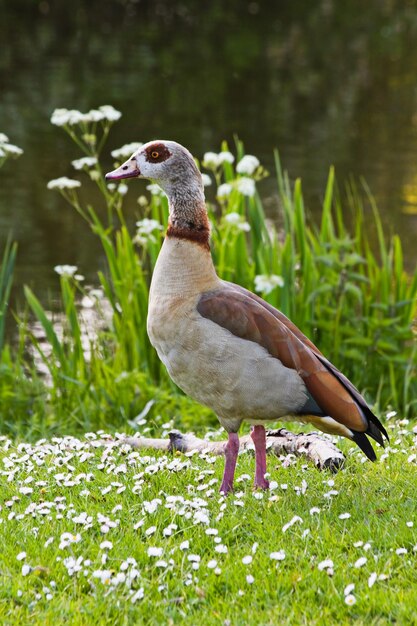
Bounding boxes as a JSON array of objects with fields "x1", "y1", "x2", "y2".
[{"x1": 1, "y1": 0, "x2": 417, "y2": 302}]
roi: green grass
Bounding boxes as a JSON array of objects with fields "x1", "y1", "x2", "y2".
[
  {"x1": 1, "y1": 109, "x2": 417, "y2": 622},
  {"x1": 0, "y1": 420, "x2": 416, "y2": 625}
]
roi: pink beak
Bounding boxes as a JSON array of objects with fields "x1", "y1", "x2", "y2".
[{"x1": 105, "y1": 157, "x2": 140, "y2": 181}]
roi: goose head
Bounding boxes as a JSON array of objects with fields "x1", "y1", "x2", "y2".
[{"x1": 105, "y1": 140, "x2": 204, "y2": 201}]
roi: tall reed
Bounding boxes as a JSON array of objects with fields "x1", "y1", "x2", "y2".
[{"x1": 0, "y1": 238, "x2": 17, "y2": 355}]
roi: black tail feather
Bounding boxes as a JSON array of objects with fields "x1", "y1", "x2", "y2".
[
  {"x1": 366, "y1": 419, "x2": 386, "y2": 447},
  {"x1": 361, "y1": 405, "x2": 389, "y2": 444},
  {"x1": 316, "y1": 354, "x2": 390, "y2": 446},
  {"x1": 351, "y1": 431, "x2": 377, "y2": 462}
]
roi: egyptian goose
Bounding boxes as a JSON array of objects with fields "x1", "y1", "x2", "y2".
[{"x1": 106, "y1": 140, "x2": 388, "y2": 493}]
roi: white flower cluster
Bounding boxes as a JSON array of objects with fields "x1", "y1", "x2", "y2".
[
  {"x1": 71, "y1": 156, "x2": 98, "y2": 170},
  {"x1": 254, "y1": 274, "x2": 285, "y2": 294},
  {"x1": 54, "y1": 265, "x2": 78, "y2": 277},
  {"x1": 235, "y1": 177, "x2": 256, "y2": 197},
  {"x1": 216, "y1": 178, "x2": 256, "y2": 199},
  {"x1": 236, "y1": 155, "x2": 260, "y2": 176},
  {"x1": 117, "y1": 183, "x2": 129, "y2": 196},
  {"x1": 111, "y1": 142, "x2": 143, "y2": 160},
  {"x1": 146, "y1": 183, "x2": 166, "y2": 197},
  {"x1": 50, "y1": 105, "x2": 122, "y2": 127},
  {"x1": 202, "y1": 151, "x2": 235, "y2": 169},
  {"x1": 216, "y1": 183, "x2": 233, "y2": 198},
  {"x1": 0, "y1": 133, "x2": 24, "y2": 159},
  {"x1": 47, "y1": 177, "x2": 81, "y2": 190},
  {"x1": 134, "y1": 218, "x2": 164, "y2": 246},
  {"x1": 224, "y1": 212, "x2": 251, "y2": 232},
  {"x1": 201, "y1": 173, "x2": 212, "y2": 187}
]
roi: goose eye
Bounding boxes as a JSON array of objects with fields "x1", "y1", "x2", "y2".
[{"x1": 151, "y1": 151, "x2": 159, "y2": 159}]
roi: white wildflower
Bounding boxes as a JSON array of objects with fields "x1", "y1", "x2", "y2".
[
  {"x1": 99, "y1": 105, "x2": 122, "y2": 122},
  {"x1": 215, "y1": 544, "x2": 228, "y2": 554},
  {"x1": 134, "y1": 218, "x2": 164, "y2": 245},
  {"x1": 21, "y1": 564, "x2": 32, "y2": 576},
  {"x1": 242, "y1": 555, "x2": 252, "y2": 565},
  {"x1": 318, "y1": 559, "x2": 334, "y2": 571},
  {"x1": 1, "y1": 143, "x2": 23, "y2": 156},
  {"x1": 236, "y1": 155, "x2": 260, "y2": 176},
  {"x1": 147, "y1": 547, "x2": 163, "y2": 557},
  {"x1": 224, "y1": 212, "x2": 251, "y2": 232},
  {"x1": 407, "y1": 521, "x2": 414, "y2": 527},
  {"x1": 0, "y1": 133, "x2": 9, "y2": 143},
  {"x1": 254, "y1": 274, "x2": 284, "y2": 295},
  {"x1": 16, "y1": 552, "x2": 27, "y2": 561},
  {"x1": 188, "y1": 554, "x2": 201, "y2": 563},
  {"x1": 145, "y1": 526, "x2": 156, "y2": 536},
  {"x1": 51, "y1": 108, "x2": 83, "y2": 126},
  {"x1": 310, "y1": 507, "x2": 321, "y2": 515},
  {"x1": 270, "y1": 551, "x2": 286, "y2": 561},
  {"x1": 207, "y1": 559, "x2": 218, "y2": 569},
  {"x1": 92, "y1": 569, "x2": 113, "y2": 584},
  {"x1": 368, "y1": 572, "x2": 377, "y2": 588},
  {"x1": 111, "y1": 142, "x2": 142, "y2": 159},
  {"x1": 246, "y1": 574, "x2": 254, "y2": 584},
  {"x1": 117, "y1": 183, "x2": 128, "y2": 196},
  {"x1": 59, "y1": 532, "x2": 82, "y2": 549},
  {"x1": 71, "y1": 156, "x2": 98, "y2": 170},
  {"x1": 100, "y1": 541, "x2": 113, "y2": 550},
  {"x1": 131, "y1": 587, "x2": 144, "y2": 603},
  {"x1": 80, "y1": 109, "x2": 105, "y2": 123},
  {"x1": 47, "y1": 177, "x2": 81, "y2": 190},
  {"x1": 354, "y1": 557, "x2": 367, "y2": 568},
  {"x1": 218, "y1": 151, "x2": 235, "y2": 164},
  {"x1": 235, "y1": 177, "x2": 256, "y2": 197},
  {"x1": 202, "y1": 152, "x2": 220, "y2": 169},
  {"x1": 345, "y1": 594, "x2": 356, "y2": 606},
  {"x1": 54, "y1": 265, "x2": 78, "y2": 277},
  {"x1": 282, "y1": 515, "x2": 302, "y2": 533},
  {"x1": 193, "y1": 510, "x2": 210, "y2": 525},
  {"x1": 72, "y1": 512, "x2": 93, "y2": 525},
  {"x1": 344, "y1": 583, "x2": 355, "y2": 596},
  {"x1": 136, "y1": 218, "x2": 164, "y2": 235},
  {"x1": 201, "y1": 173, "x2": 212, "y2": 187},
  {"x1": 146, "y1": 183, "x2": 165, "y2": 196},
  {"x1": 396, "y1": 548, "x2": 407, "y2": 555},
  {"x1": 217, "y1": 183, "x2": 233, "y2": 198},
  {"x1": 63, "y1": 556, "x2": 83, "y2": 576},
  {"x1": 339, "y1": 513, "x2": 351, "y2": 520},
  {"x1": 180, "y1": 540, "x2": 190, "y2": 551}
]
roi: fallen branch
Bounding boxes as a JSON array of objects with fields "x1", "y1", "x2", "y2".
[{"x1": 123, "y1": 428, "x2": 345, "y2": 473}]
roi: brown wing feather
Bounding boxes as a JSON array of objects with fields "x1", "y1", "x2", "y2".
[
  {"x1": 223, "y1": 281, "x2": 388, "y2": 444},
  {"x1": 224, "y1": 281, "x2": 323, "y2": 356},
  {"x1": 197, "y1": 287, "x2": 369, "y2": 432}
]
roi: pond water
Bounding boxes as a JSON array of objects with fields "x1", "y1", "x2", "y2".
[{"x1": 1, "y1": 0, "x2": 417, "y2": 303}]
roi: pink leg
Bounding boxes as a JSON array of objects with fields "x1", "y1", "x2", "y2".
[
  {"x1": 219, "y1": 433, "x2": 240, "y2": 494},
  {"x1": 251, "y1": 425, "x2": 270, "y2": 490}
]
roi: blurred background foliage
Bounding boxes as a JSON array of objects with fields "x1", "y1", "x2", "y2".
[{"x1": 1, "y1": 0, "x2": 417, "y2": 298}]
